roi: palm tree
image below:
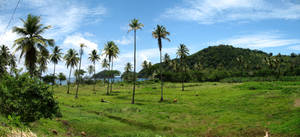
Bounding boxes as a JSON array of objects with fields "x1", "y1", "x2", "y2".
[
  {"x1": 75, "y1": 43, "x2": 86, "y2": 98},
  {"x1": 164, "y1": 53, "x2": 171, "y2": 65},
  {"x1": 58, "y1": 73, "x2": 66, "y2": 85},
  {"x1": 64, "y1": 49, "x2": 79, "y2": 94},
  {"x1": 88, "y1": 65, "x2": 94, "y2": 77},
  {"x1": 88, "y1": 49, "x2": 100, "y2": 92},
  {"x1": 37, "y1": 49, "x2": 49, "y2": 80},
  {"x1": 0, "y1": 45, "x2": 10, "y2": 75},
  {"x1": 8, "y1": 54, "x2": 17, "y2": 75},
  {"x1": 176, "y1": 44, "x2": 189, "y2": 91},
  {"x1": 102, "y1": 58, "x2": 109, "y2": 94},
  {"x1": 125, "y1": 62, "x2": 132, "y2": 72},
  {"x1": 50, "y1": 46, "x2": 62, "y2": 91},
  {"x1": 152, "y1": 25, "x2": 170, "y2": 101},
  {"x1": 103, "y1": 41, "x2": 119, "y2": 95},
  {"x1": 13, "y1": 14, "x2": 54, "y2": 76},
  {"x1": 128, "y1": 18, "x2": 144, "y2": 104}
]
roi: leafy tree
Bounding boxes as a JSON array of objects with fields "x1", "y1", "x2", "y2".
[
  {"x1": 164, "y1": 53, "x2": 171, "y2": 66},
  {"x1": 75, "y1": 43, "x2": 86, "y2": 98},
  {"x1": 176, "y1": 44, "x2": 189, "y2": 91},
  {"x1": 129, "y1": 18, "x2": 143, "y2": 104},
  {"x1": 103, "y1": 41, "x2": 119, "y2": 95},
  {"x1": 13, "y1": 14, "x2": 54, "y2": 76},
  {"x1": 152, "y1": 25, "x2": 170, "y2": 101},
  {"x1": 87, "y1": 65, "x2": 94, "y2": 77},
  {"x1": 64, "y1": 49, "x2": 79, "y2": 94},
  {"x1": 50, "y1": 46, "x2": 62, "y2": 91},
  {"x1": 58, "y1": 73, "x2": 66, "y2": 85},
  {"x1": 125, "y1": 62, "x2": 132, "y2": 72},
  {"x1": 88, "y1": 49, "x2": 100, "y2": 92}
]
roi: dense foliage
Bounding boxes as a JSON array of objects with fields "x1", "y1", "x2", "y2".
[
  {"x1": 139, "y1": 45, "x2": 300, "y2": 82},
  {"x1": 0, "y1": 74, "x2": 61, "y2": 122}
]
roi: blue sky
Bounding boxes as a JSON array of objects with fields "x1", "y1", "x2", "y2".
[{"x1": 0, "y1": 0, "x2": 300, "y2": 76}]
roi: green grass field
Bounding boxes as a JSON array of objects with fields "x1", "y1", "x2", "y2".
[{"x1": 1, "y1": 81, "x2": 300, "y2": 137}]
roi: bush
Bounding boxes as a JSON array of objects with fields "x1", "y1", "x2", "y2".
[{"x1": 0, "y1": 74, "x2": 61, "y2": 122}]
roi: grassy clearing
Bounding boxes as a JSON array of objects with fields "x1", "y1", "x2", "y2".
[{"x1": 1, "y1": 81, "x2": 300, "y2": 137}]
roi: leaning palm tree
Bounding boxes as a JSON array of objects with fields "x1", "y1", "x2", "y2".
[
  {"x1": 64, "y1": 49, "x2": 79, "y2": 94},
  {"x1": 50, "y1": 46, "x2": 62, "y2": 91},
  {"x1": 176, "y1": 44, "x2": 189, "y2": 91},
  {"x1": 152, "y1": 25, "x2": 170, "y2": 101},
  {"x1": 75, "y1": 43, "x2": 86, "y2": 98},
  {"x1": 128, "y1": 18, "x2": 144, "y2": 104},
  {"x1": 102, "y1": 58, "x2": 109, "y2": 94},
  {"x1": 103, "y1": 41, "x2": 119, "y2": 95},
  {"x1": 37, "y1": 49, "x2": 49, "y2": 80},
  {"x1": 13, "y1": 14, "x2": 54, "y2": 76},
  {"x1": 88, "y1": 49, "x2": 100, "y2": 92}
]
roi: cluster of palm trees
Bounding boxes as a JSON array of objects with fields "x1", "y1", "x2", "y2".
[{"x1": 3, "y1": 14, "x2": 191, "y2": 103}]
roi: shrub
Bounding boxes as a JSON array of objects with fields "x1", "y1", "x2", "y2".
[{"x1": 0, "y1": 73, "x2": 61, "y2": 122}]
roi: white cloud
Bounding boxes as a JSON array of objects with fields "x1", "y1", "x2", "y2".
[
  {"x1": 288, "y1": 45, "x2": 300, "y2": 51},
  {"x1": 62, "y1": 33, "x2": 99, "y2": 54},
  {"x1": 115, "y1": 36, "x2": 133, "y2": 45},
  {"x1": 163, "y1": 0, "x2": 300, "y2": 24},
  {"x1": 211, "y1": 32, "x2": 300, "y2": 49}
]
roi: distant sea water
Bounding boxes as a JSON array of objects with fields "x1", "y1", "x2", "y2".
[{"x1": 56, "y1": 77, "x2": 148, "y2": 85}]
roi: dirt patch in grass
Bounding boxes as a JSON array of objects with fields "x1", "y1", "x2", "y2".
[{"x1": 294, "y1": 98, "x2": 300, "y2": 107}]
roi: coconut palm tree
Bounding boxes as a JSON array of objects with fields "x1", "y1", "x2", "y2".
[
  {"x1": 37, "y1": 49, "x2": 49, "y2": 80},
  {"x1": 103, "y1": 41, "x2": 119, "y2": 95},
  {"x1": 8, "y1": 54, "x2": 17, "y2": 75},
  {"x1": 164, "y1": 53, "x2": 171, "y2": 65},
  {"x1": 152, "y1": 25, "x2": 170, "y2": 101},
  {"x1": 128, "y1": 18, "x2": 144, "y2": 104},
  {"x1": 88, "y1": 65, "x2": 94, "y2": 77},
  {"x1": 0, "y1": 45, "x2": 10, "y2": 75},
  {"x1": 64, "y1": 49, "x2": 79, "y2": 94},
  {"x1": 13, "y1": 14, "x2": 54, "y2": 76},
  {"x1": 88, "y1": 49, "x2": 100, "y2": 92},
  {"x1": 75, "y1": 43, "x2": 86, "y2": 98},
  {"x1": 176, "y1": 44, "x2": 189, "y2": 91},
  {"x1": 58, "y1": 73, "x2": 66, "y2": 85},
  {"x1": 50, "y1": 46, "x2": 62, "y2": 91},
  {"x1": 102, "y1": 58, "x2": 109, "y2": 94},
  {"x1": 125, "y1": 62, "x2": 132, "y2": 72}
]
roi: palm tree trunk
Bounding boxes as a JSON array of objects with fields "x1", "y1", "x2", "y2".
[
  {"x1": 93, "y1": 62, "x2": 96, "y2": 93},
  {"x1": 106, "y1": 60, "x2": 111, "y2": 95},
  {"x1": 110, "y1": 58, "x2": 114, "y2": 94},
  {"x1": 159, "y1": 48, "x2": 164, "y2": 102},
  {"x1": 52, "y1": 63, "x2": 56, "y2": 91},
  {"x1": 75, "y1": 51, "x2": 82, "y2": 98},
  {"x1": 67, "y1": 67, "x2": 72, "y2": 94},
  {"x1": 132, "y1": 30, "x2": 136, "y2": 104}
]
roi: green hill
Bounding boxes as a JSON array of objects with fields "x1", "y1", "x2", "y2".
[{"x1": 139, "y1": 45, "x2": 300, "y2": 81}]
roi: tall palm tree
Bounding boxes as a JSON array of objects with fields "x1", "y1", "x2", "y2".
[
  {"x1": 50, "y1": 46, "x2": 62, "y2": 91},
  {"x1": 75, "y1": 43, "x2": 86, "y2": 98},
  {"x1": 37, "y1": 49, "x2": 49, "y2": 80},
  {"x1": 102, "y1": 58, "x2": 109, "y2": 94},
  {"x1": 103, "y1": 41, "x2": 119, "y2": 95},
  {"x1": 152, "y1": 25, "x2": 170, "y2": 102},
  {"x1": 128, "y1": 18, "x2": 144, "y2": 104},
  {"x1": 64, "y1": 49, "x2": 79, "y2": 94},
  {"x1": 88, "y1": 49, "x2": 100, "y2": 92},
  {"x1": 88, "y1": 65, "x2": 94, "y2": 77},
  {"x1": 176, "y1": 44, "x2": 189, "y2": 91},
  {"x1": 13, "y1": 14, "x2": 54, "y2": 76}
]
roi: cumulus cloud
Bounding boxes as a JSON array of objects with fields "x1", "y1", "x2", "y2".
[
  {"x1": 162, "y1": 0, "x2": 300, "y2": 24},
  {"x1": 115, "y1": 36, "x2": 133, "y2": 45}
]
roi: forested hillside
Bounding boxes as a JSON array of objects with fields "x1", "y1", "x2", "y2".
[{"x1": 139, "y1": 45, "x2": 300, "y2": 81}]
